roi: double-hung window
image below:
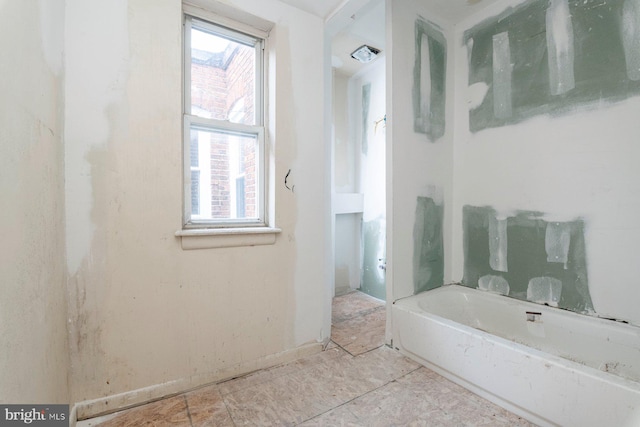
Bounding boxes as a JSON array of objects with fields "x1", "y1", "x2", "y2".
[{"x1": 183, "y1": 12, "x2": 266, "y2": 229}]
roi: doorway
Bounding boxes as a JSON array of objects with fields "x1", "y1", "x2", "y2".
[{"x1": 330, "y1": 0, "x2": 386, "y2": 301}]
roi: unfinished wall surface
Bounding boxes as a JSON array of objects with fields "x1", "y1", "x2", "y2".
[
  {"x1": 64, "y1": 0, "x2": 328, "y2": 415},
  {"x1": 453, "y1": 0, "x2": 640, "y2": 326},
  {"x1": 0, "y1": 0, "x2": 70, "y2": 404},
  {"x1": 463, "y1": 206, "x2": 593, "y2": 312},
  {"x1": 413, "y1": 18, "x2": 447, "y2": 140},
  {"x1": 465, "y1": 0, "x2": 640, "y2": 132},
  {"x1": 413, "y1": 197, "x2": 444, "y2": 293},
  {"x1": 389, "y1": 0, "x2": 455, "y2": 302}
]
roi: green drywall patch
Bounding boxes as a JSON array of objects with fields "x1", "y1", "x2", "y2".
[
  {"x1": 413, "y1": 18, "x2": 447, "y2": 141},
  {"x1": 361, "y1": 218, "x2": 386, "y2": 300},
  {"x1": 413, "y1": 197, "x2": 445, "y2": 293},
  {"x1": 465, "y1": 0, "x2": 640, "y2": 132},
  {"x1": 462, "y1": 205, "x2": 594, "y2": 313}
]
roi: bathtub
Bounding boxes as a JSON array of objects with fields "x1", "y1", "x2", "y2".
[{"x1": 392, "y1": 284, "x2": 640, "y2": 427}]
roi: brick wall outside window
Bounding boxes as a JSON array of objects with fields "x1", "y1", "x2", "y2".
[{"x1": 191, "y1": 44, "x2": 257, "y2": 219}]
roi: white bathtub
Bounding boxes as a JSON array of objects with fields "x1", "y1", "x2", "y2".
[{"x1": 392, "y1": 284, "x2": 640, "y2": 427}]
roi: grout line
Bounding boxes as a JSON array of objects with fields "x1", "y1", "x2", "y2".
[
  {"x1": 327, "y1": 339, "x2": 352, "y2": 356},
  {"x1": 221, "y1": 392, "x2": 237, "y2": 427},
  {"x1": 294, "y1": 364, "x2": 423, "y2": 426},
  {"x1": 183, "y1": 395, "x2": 194, "y2": 427},
  {"x1": 348, "y1": 343, "x2": 385, "y2": 357}
]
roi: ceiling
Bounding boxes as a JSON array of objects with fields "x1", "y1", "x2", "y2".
[
  {"x1": 279, "y1": 0, "x2": 501, "y2": 22},
  {"x1": 331, "y1": 0, "x2": 386, "y2": 77},
  {"x1": 278, "y1": 0, "x2": 345, "y2": 19},
  {"x1": 279, "y1": 0, "x2": 503, "y2": 77}
]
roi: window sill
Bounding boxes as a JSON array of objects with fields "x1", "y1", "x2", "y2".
[{"x1": 175, "y1": 227, "x2": 282, "y2": 250}]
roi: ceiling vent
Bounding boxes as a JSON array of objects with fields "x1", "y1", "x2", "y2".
[{"x1": 350, "y1": 44, "x2": 381, "y2": 63}]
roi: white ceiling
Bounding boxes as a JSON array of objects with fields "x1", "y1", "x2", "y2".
[
  {"x1": 279, "y1": 0, "x2": 502, "y2": 22},
  {"x1": 331, "y1": 0, "x2": 386, "y2": 76},
  {"x1": 278, "y1": 0, "x2": 346, "y2": 19},
  {"x1": 279, "y1": 0, "x2": 504, "y2": 76}
]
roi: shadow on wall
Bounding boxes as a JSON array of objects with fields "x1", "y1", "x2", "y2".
[
  {"x1": 462, "y1": 205, "x2": 594, "y2": 314},
  {"x1": 465, "y1": 0, "x2": 640, "y2": 132}
]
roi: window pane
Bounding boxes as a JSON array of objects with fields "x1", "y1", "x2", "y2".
[
  {"x1": 190, "y1": 133, "x2": 199, "y2": 167},
  {"x1": 190, "y1": 26, "x2": 256, "y2": 125},
  {"x1": 190, "y1": 126, "x2": 258, "y2": 221},
  {"x1": 191, "y1": 170, "x2": 200, "y2": 215}
]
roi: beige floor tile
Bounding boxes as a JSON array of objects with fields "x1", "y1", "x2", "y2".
[
  {"x1": 350, "y1": 346, "x2": 421, "y2": 384},
  {"x1": 95, "y1": 395, "x2": 191, "y2": 427},
  {"x1": 80, "y1": 292, "x2": 538, "y2": 427},
  {"x1": 223, "y1": 380, "x2": 307, "y2": 426},
  {"x1": 218, "y1": 346, "x2": 348, "y2": 396},
  {"x1": 332, "y1": 291, "x2": 383, "y2": 323},
  {"x1": 331, "y1": 306, "x2": 386, "y2": 355},
  {"x1": 297, "y1": 405, "x2": 362, "y2": 426},
  {"x1": 344, "y1": 381, "x2": 441, "y2": 425},
  {"x1": 185, "y1": 385, "x2": 234, "y2": 427},
  {"x1": 222, "y1": 346, "x2": 420, "y2": 426},
  {"x1": 395, "y1": 367, "x2": 538, "y2": 427}
]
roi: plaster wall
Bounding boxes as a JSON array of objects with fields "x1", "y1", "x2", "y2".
[
  {"x1": 0, "y1": 0, "x2": 70, "y2": 404},
  {"x1": 388, "y1": 0, "x2": 455, "y2": 302},
  {"x1": 453, "y1": 0, "x2": 640, "y2": 326},
  {"x1": 64, "y1": 0, "x2": 328, "y2": 412}
]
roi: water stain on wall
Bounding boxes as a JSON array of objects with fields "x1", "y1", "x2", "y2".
[
  {"x1": 413, "y1": 18, "x2": 446, "y2": 141},
  {"x1": 413, "y1": 197, "x2": 445, "y2": 293},
  {"x1": 463, "y1": 205, "x2": 594, "y2": 313},
  {"x1": 465, "y1": 0, "x2": 640, "y2": 132}
]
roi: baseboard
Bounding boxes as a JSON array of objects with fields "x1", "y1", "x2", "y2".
[{"x1": 74, "y1": 342, "x2": 323, "y2": 421}]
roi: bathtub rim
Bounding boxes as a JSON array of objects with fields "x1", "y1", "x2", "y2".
[{"x1": 395, "y1": 283, "x2": 640, "y2": 337}]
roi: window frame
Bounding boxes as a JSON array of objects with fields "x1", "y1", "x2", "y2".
[{"x1": 182, "y1": 11, "x2": 268, "y2": 230}]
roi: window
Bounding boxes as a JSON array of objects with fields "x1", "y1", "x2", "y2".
[{"x1": 183, "y1": 13, "x2": 266, "y2": 229}]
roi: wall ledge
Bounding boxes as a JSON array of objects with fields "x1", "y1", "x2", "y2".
[{"x1": 175, "y1": 227, "x2": 282, "y2": 249}]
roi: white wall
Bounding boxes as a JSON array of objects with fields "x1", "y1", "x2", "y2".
[
  {"x1": 334, "y1": 72, "x2": 358, "y2": 194},
  {"x1": 453, "y1": 0, "x2": 640, "y2": 326},
  {"x1": 334, "y1": 72, "x2": 362, "y2": 294},
  {"x1": 63, "y1": 0, "x2": 328, "y2": 415},
  {"x1": 0, "y1": 0, "x2": 70, "y2": 404},
  {"x1": 388, "y1": 0, "x2": 455, "y2": 302},
  {"x1": 358, "y1": 60, "x2": 386, "y2": 224}
]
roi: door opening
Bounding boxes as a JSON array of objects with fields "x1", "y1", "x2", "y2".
[{"x1": 331, "y1": 0, "x2": 386, "y2": 301}]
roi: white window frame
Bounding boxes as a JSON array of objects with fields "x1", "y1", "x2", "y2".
[{"x1": 182, "y1": 11, "x2": 268, "y2": 230}]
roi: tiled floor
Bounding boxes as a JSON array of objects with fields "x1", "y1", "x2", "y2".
[{"x1": 79, "y1": 291, "x2": 536, "y2": 426}]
